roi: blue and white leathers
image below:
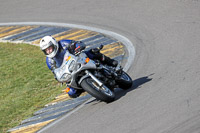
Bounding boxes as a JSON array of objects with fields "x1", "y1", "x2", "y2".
[
  {"x1": 46, "y1": 40, "x2": 72, "y2": 70},
  {"x1": 46, "y1": 39, "x2": 91, "y2": 98}
]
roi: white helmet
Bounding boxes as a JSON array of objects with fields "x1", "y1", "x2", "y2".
[{"x1": 40, "y1": 36, "x2": 58, "y2": 58}]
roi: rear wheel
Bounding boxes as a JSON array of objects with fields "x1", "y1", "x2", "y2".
[
  {"x1": 81, "y1": 77, "x2": 115, "y2": 103},
  {"x1": 117, "y1": 71, "x2": 133, "y2": 90}
]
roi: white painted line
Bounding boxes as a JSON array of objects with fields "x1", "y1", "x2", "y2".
[{"x1": 37, "y1": 97, "x2": 96, "y2": 133}]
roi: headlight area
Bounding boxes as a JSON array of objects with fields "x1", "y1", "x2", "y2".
[{"x1": 61, "y1": 73, "x2": 72, "y2": 82}]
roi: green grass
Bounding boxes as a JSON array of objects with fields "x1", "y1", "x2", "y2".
[{"x1": 0, "y1": 42, "x2": 64, "y2": 133}]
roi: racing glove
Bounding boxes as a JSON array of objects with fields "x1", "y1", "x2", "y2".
[{"x1": 75, "y1": 45, "x2": 85, "y2": 55}]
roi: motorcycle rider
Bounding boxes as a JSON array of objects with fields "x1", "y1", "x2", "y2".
[{"x1": 40, "y1": 36, "x2": 118, "y2": 98}]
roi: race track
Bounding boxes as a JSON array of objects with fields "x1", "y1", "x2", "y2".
[{"x1": 1, "y1": 0, "x2": 200, "y2": 133}]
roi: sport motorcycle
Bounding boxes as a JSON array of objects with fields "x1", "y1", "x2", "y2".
[{"x1": 54, "y1": 45, "x2": 132, "y2": 102}]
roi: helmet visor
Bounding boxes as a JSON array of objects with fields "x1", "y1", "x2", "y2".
[{"x1": 42, "y1": 45, "x2": 55, "y2": 55}]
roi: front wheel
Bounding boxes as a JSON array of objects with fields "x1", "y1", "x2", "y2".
[
  {"x1": 81, "y1": 78, "x2": 115, "y2": 103},
  {"x1": 116, "y1": 71, "x2": 133, "y2": 90}
]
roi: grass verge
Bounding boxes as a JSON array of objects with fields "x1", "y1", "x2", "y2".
[{"x1": 0, "y1": 42, "x2": 65, "y2": 133}]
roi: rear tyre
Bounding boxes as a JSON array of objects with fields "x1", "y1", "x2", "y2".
[
  {"x1": 117, "y1": 71, "x2": 133, "y2": 90},
  {"x1": 81, "y1": 78, "x2": 115, "y2": 103}
]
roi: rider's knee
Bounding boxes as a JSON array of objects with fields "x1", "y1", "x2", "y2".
[{"x1": 67, "y1": 88, "x2": 83, "y2": 98}]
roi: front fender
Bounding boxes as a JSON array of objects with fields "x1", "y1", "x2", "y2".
[{"x1": 78, "y1": 74, "x2": 90, "y2": 85}]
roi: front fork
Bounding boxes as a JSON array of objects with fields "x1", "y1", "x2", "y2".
[
  {"x1": 85, "y1": 70, "x2": 103, "y2": 87},
  {"x1": 78, "y1": 70, "x2": 103, "y2": 87}
]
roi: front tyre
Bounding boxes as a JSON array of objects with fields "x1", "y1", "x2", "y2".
[
  {"x1": 81, "y1": 78, "x2": 115, "y2": 103},
  {"x1": 117, "y1": 71, "x2": 133, "y2": 90}
]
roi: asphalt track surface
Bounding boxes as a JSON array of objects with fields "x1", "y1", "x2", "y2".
[{"x1": 1, "y1": 0, "x2": 200, "y2": 133}]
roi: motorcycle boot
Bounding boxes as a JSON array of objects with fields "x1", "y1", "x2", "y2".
[
  {"x1": 101, "y1": 54, "x2": 118, "y2": 67},
  {"x1": 90, "y1": 48, "x2": 118, "y2": 67}
]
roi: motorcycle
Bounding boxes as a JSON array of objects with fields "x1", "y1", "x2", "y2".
[{"x1": 53, "y1": 45, "x2": 132, "y2": 103}]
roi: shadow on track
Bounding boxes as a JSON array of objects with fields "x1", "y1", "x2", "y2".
[{"x1": 114, "y1": 74, "x2": 154, "y2": 101}]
